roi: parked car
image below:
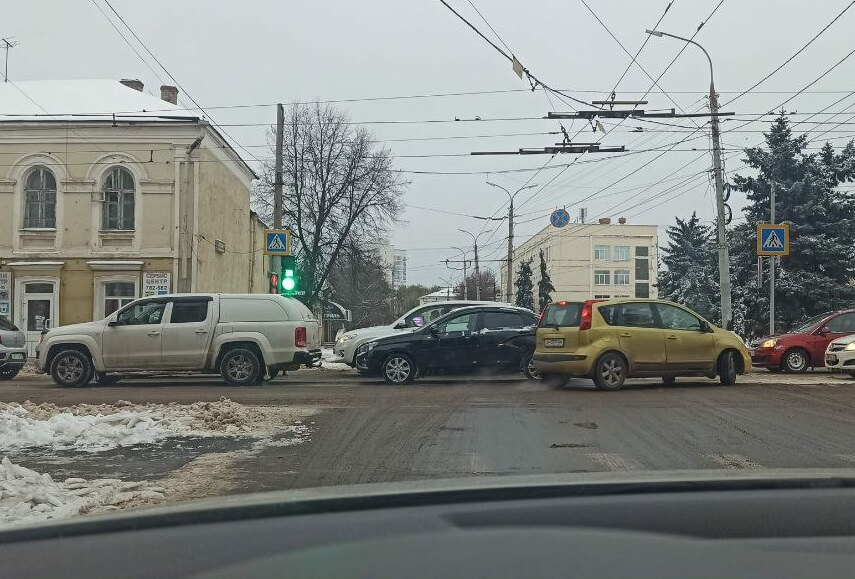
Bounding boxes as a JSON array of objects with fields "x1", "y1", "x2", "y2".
[
  {"x1": 823, "y1": 334, "x2": 855, "y2": 376},
  {"x1": 532, "y1": 299, "x2": 751, "y2": 390},
  {"x1": 36, "y1": 294, "x2": 321, "y2": 387},
  {"x1": 750, "y1": 309, "x2": 855, "y2": 373},
  {"x1": 0, "y1": 316, "x2": 27, "y2": 380},
  {"x1": 356, "y1": 305, "x2": 537, "y2": 384},
  {"x1": 334, "y1": 300, "x2": 508, "y2": 367}
]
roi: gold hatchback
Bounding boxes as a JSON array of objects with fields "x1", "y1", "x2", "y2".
[{"x1": 533, "y1": 299, "x2": 751, "y2": 390}]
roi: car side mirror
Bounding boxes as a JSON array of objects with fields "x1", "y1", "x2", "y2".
[
  {"x1": 819, "y1": 326, "x2": 832, "y2": 335},
  {"x1": 429, "y1": 326, "x2": 439, "y2": 337},
  {"x1": 699, "y1": 321, "x2": 712, "y2": 333},
  {"x1": 394, "y1": 321, "x2": 406, "y2": 330},
  {"x1": 108, "y1": 320, "x2": 119, "y2": 327}
]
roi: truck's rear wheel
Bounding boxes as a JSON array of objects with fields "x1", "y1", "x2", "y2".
[
  {"x1": 220, "y1": 348, "x2": 262, "y2": 386},
  {"x1": 50, "y1": 350, "x2": 93, "y2": 388}
]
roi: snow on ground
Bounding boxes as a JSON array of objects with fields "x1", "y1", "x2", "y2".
[
  {"x1": 0, "y1": 398, "x2": 313, "y2": 452},
  {"x1": 320, "y1": 347, "x2": 353, "y2": 371},
  {"x1": 0, "y1": 456, "x2": 166, "y2": 527}
]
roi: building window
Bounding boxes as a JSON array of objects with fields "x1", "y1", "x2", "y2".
[
  {"x1": 104, "y1": 282, "x2": 136, "y2": 317},
  {"x1": 594, "y1": 245, "x2": 610, "y2": 260},
  {"x1": 543, "y1": 246, "x2": 551, "y2": 261},
  {"x1": 635, "y1": 282, "x2": 649, "y2": 298},
  {"x1": 635, "y1": 258, "x2": 650, "y2": 281},
  {"x1": 635, "y1": 246, "x2": 649, "y2": 257},
  {"x1": 594, "y1": 294, "x2": 610, "y2": 299},
  {"x1": 23, "y1": 167, "x2": 57, "y2": 229},
  {"x1": 102, "y1": 167, "x2": 135, "y2": 231},
  {"x1": 614, "y1": 246, "x2": 630, "y2": 261},
  {"x1": 614, "y1": 270, "x2": 630, "y2": 285},
  {"x1": 594, "y1": 270, "x2": 610, "y2": 285}
]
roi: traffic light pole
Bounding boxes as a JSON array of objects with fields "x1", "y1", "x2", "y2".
[
  {"x1": 272, "y1": 103, "x2": 284, "y2": 283},
  {"x1": 770, "y1": 183, "x2": 776, "y2": 336}
]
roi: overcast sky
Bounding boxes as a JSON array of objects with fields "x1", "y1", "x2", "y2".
[{"x1": 6, "y1": 0, "x2": 855, "y2": 285}]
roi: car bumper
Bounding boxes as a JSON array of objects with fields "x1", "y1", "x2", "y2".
[
  {"x1": 824, "y1": 349, "x2": 855, "y2": 370},
  {"x1": 532, "y1": 352, "x2": 592, "y2": 376},
  {"x1": 334, "y1": 343, "x2": 357, "y2": 366},
  {"x1": 294, "y1": 349, "x2": 322, "y2": 368},
  {"x1": 0, "y1": 348, "x2": 28, "y2": 369},
  {"x1": 749, "y1": 347, "x2": 784, "y2": 368}
]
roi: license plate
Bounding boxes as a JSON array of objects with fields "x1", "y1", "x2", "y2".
[
  {"x1": 544, "y1": 338, "x2": 565, "y2": 348},
  {"x1": 826, "y1": 354, "x2": 838, "y2": 364},
  {"x1": 10, "y1": 353, "x2": 24, "y2": 361}
]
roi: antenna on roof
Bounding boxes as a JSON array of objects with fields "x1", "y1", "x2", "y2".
[{"x1": 1, "y1": 38, "x2": 18, "y2": 82}]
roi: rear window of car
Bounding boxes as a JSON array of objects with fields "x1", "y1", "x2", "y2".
[
  {"x1": 0, "y1": 316, "x2": 17, "y2": 331},
  {"x1": 539, "y1": 302, "x2": 582, "y2": 327}
]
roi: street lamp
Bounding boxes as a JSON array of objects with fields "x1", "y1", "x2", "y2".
[
  {"x1": 458, "y1": 228, "x2": 488, "y2": 300},
  {"x1": 450, "y1": 246, "x2": 470, "y2": 299},
  {"x1": 486, "y1": 181, "x2": 538, "y2": 305},
  {"x1": 645, "y1": 28, "x2": 732, "y2": 328}
]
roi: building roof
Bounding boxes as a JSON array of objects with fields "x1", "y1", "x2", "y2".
[{"x1": 0, "y1": 79, "x2": 200, "y2": 122}]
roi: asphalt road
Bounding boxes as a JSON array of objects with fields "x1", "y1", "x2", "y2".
[{"x1": 5, "y1": 370, "x2": 855, "y2": 494}]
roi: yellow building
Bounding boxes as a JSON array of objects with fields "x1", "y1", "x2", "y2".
[
  {"x1": 500, "y1": 218, "x2": 659, "y2": 308},
  {"x1": 0, "y1": 79, "x2": 268, "y2": 353}
]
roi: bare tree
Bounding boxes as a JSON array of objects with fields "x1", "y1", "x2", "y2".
[
  {"x1": 253, "y1": 103, "x2": 405, "y2": 305},
  {"x1": 327, "y1": 242, "x2": 395, "y2": 328}
]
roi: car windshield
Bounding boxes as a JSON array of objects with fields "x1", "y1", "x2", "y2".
[
  {"x1": 789, "y1": 312, "x2": 832, "y2": 334},
  {"x1": 8, "y1": 1, "x2": 855, "y2": 548}
]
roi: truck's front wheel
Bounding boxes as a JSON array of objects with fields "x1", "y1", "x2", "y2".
[
  {"x1": 220, "y1": 348, "x2": 262, "y2": 386},
  {"x1": 50, "y1": 349, "x2": 93, "y2": 388}
]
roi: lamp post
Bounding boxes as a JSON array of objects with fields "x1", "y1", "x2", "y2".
[
  {"x1": 458, "y1": 228, "x2": 487, "y2": 300},
  {"x1": 646, "y1": 28, "x2": 732, "y2": 328},
  {"x1": 486, "y1": 181, "x2": 538, "y2": 305}
]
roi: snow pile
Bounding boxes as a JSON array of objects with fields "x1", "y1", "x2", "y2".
[
  {"x1": 320, "y1": 347, "x2": 353, "y2": 371},
  {"x1": 0, "y1": 457, "x2": 165, "y2": 527},
  {"x1": 0, "y1": 398, "x2": 313, "y2": 452}
]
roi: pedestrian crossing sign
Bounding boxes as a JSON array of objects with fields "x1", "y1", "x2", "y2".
[
  {"x1": 264, "y1": 229, "x2": 291, "y2": 256},
  {"x1": 756, "y1": 224, "x2": 789, "y2": 256}
]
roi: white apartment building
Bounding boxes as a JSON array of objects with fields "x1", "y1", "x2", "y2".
[{"x1": 500, "y1": 219, "x2": 658, "y2": 307}]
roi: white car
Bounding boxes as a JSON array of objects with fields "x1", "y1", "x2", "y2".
[
  {"x1": 334, "y1": 300, "x2": 508, "y2": 367},
  {"x1": 36, "y1": 293, "x2": 321, "y2": 387},
  {"x1": 824, "y1": 334, "x2": 855, "y2": 376}
]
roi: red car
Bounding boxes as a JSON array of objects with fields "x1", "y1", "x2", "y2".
[{"x1": 750, "y1": 309, "x2": 855, "y2": 373}]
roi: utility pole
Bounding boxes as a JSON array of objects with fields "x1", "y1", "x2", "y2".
[
  {"x1": 486, "y1": 181, "x2": 538, "y2": 304},
  {"x1": 458, "y1": 229, "x2": 483, "y2": 300},
  {"x1": 647, "y1": 29, "x2": 732, "y2": 328},
  {"x1": 451, "y1": 246, "x2": 469, "y2": 299},
  {"x1": 770, "y1": 182, "x2": 776, "y2": 336},
  {"x1": 272, "y1": 103, "x2": 284, "y2": 279}
]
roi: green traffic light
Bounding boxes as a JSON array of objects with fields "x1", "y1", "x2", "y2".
[{"x1": 281, "y1": 277, "x2": 296, "y2": 291}]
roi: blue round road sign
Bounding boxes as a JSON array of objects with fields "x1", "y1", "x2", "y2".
[{"x1": 550, "y1": 209, "x2": 570, "y2": 228}]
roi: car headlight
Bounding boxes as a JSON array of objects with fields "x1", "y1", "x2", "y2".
[
  {"x1": 338, "y1": 333, "x2": 356, "y2": 344},
  {"x1": 761, "y1": 338, "x2": 777, "y2": 349},
  {"x1": 845, "y1": 343, "x2": 855, "y2": 351}
]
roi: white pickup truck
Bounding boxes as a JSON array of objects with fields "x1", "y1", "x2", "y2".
[{"x1": 36, "y1": 293, "x2": 321, "y2": 387}]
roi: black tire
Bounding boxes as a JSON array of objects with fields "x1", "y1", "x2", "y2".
[
  {"x1": 94, "y1": 372, "x2": 121, "y2": 385},
  {"x1": 0, "y1": 366, "x2": 21, "y2": 380},
  {"x1": 220, "y1": 348, "x2": 263, "y2": 386},
  {"x1": 50, "y1": 350, "x2": 93, "y2": 388},
  {"x1": 782, "y1": 348, "x2": 809, "y2": 374},
  {"x1": 592, "y1": 352, "x2": 627, "y2": 391},
  {"x1": 522, "y1": 352, "x2": 540, "y2": 380},
  {"x1": 541, "y1": 373, "x2": 570, "y2": 388},
  {"x1": 382, "y1": 353, "x2": 416, "y2": 384},
  {"x1": 718, "y1": 350, "x2": 738, "y2": 385},
  {"x1": 662, "y1": 376, "x2": 676, "y2": 386}
]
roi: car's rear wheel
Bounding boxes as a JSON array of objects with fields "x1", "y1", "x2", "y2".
[
  {"x1": 0, "y1": 366, "x2": 20, "y2": 380},
  {"x1": 50, "y1": 350, "x2": 93, "y2": 388},
  {"x1": 782, "y1": 348, "x2": 809, "y2": 373},
  {"x1": 220, "y1": 348, "x2": 262, "y2": 386},
  {"x1": 382, "y1": 353, "x2": 416, "y2": 384},
  {"x1": 718, "y1": 350, "x2": 738, "y2": 385},
  {"x1": 522, "y1": 352, "x2": 540, "y2": 380},
  {"x1": 593, "y1": 353, "x2": 627, "y2": 391}
]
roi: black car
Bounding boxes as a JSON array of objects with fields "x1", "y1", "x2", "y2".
[{"x1": 356, "y1": 305, "x2": 538, "y2": 384}]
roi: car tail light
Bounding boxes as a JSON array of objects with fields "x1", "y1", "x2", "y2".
[
  {"x1": 295, "y1": 327, "x2": 307, "y2": 348},
  {"x1": 580, "y1": 300, "x2": 598, "y2": 331}
]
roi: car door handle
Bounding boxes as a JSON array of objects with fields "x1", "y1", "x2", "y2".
[
  {"x1": 147, "y1": 331, "x2": 160, "y2": 337},
  {"x1": 667, "y1": 335, "x2": 679, "y2": 340},
  {"x1": 194, "y1": 329, "x2": 209, "y2": 334},
  {"x1": 619, "y1": 332, "x2": 632, "y2": 337}
]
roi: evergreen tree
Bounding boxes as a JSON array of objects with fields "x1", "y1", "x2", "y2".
[
  {"x1": 537, "y1": 249, "x2": 555, "y2": 310},
  {"x1": 729, "y1": 114, "x2": 855, "y2": 337},
  {"x1": 514, "y1": 258, "x2": 534, "y2": 311},
  {"x1": 658, "y1": 212, "x2": 720, "y2": 323}
]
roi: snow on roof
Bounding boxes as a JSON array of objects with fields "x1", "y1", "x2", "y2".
[{"x1": 0, "y1": 79, "x2": 201, "y2": 122}]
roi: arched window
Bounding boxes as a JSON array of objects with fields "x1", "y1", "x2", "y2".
[
  {"x1": 23, "y1": 167, "x2": 57, "y2": 229},
  {"x1": 102, "y1": 167, "x2": 135, "y2": 230}
]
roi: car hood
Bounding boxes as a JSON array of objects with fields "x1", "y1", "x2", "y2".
[
  {"x1": 830, "y1": 334, "x2": 855, "y2": 346},
  {"x1": 344, "y1": 325, "x2": 409, "y2": 341},
  {"x1": 368, "y1": 330, "x2": 424, "y2": 347},
  {"x1": 45, "y1": 320, "x2": 106, "y2": 338}
]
